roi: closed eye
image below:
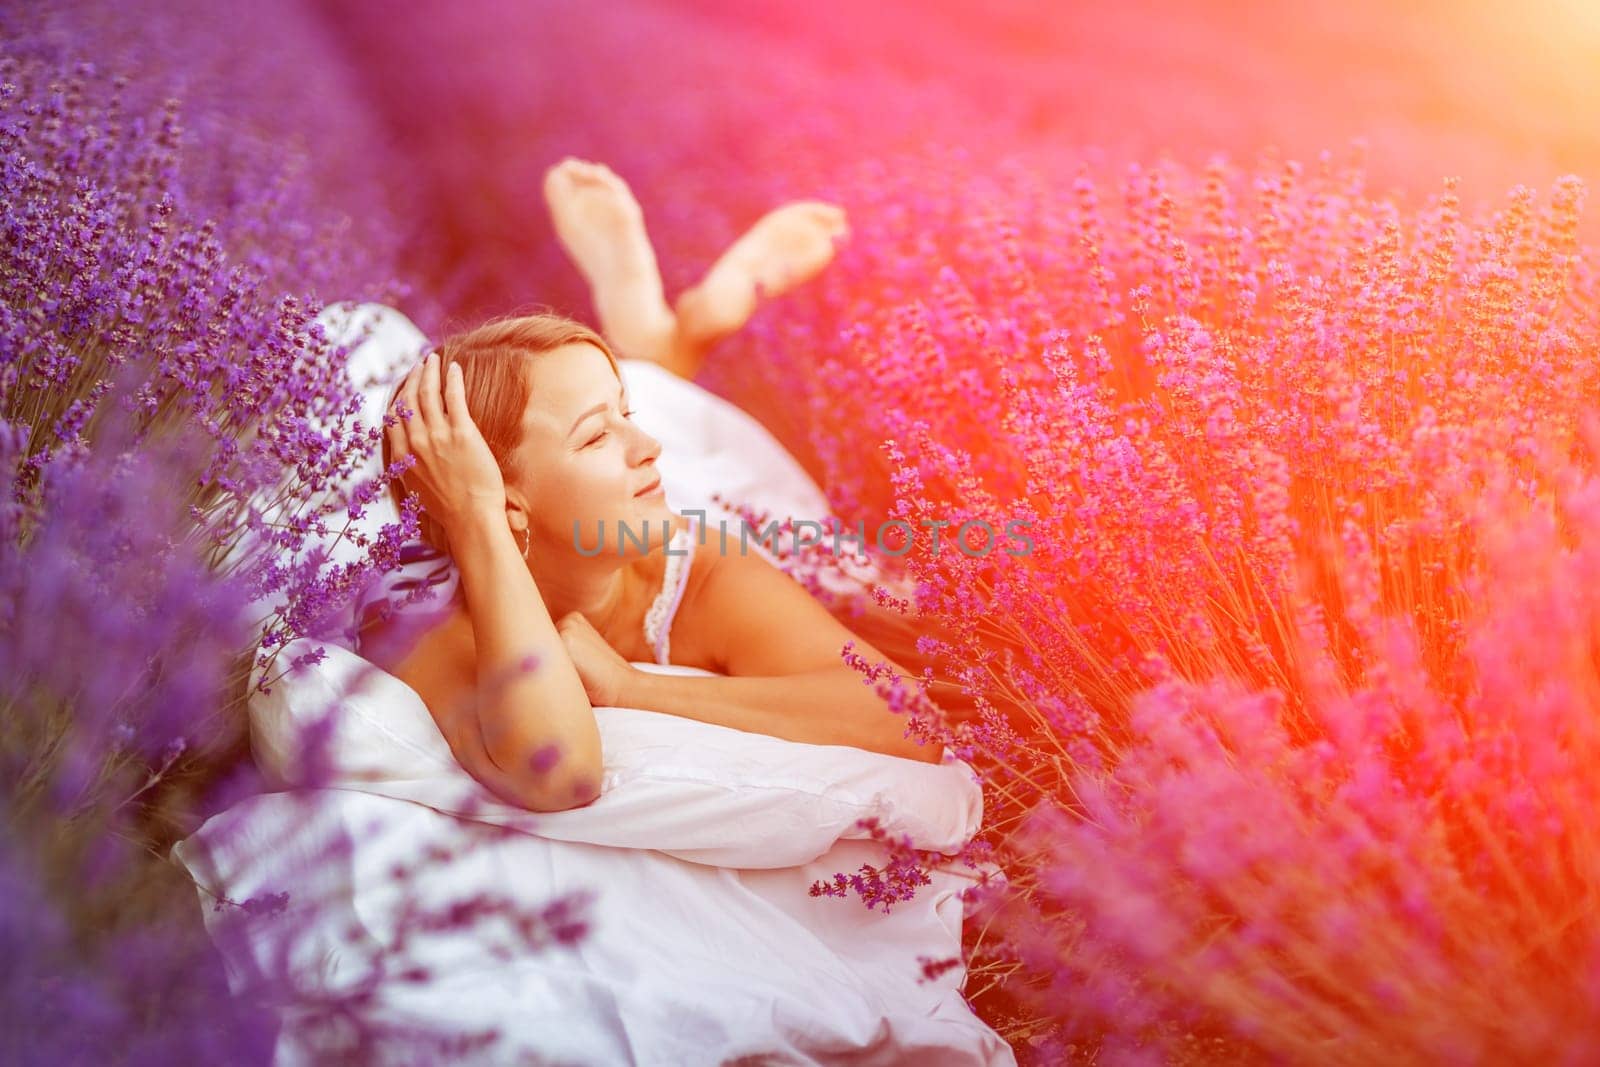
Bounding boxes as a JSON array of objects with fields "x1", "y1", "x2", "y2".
[{"x1": 584, "y1": 408, "x2": 636, "y2": 447}]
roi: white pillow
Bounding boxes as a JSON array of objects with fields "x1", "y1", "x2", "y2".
[{"x1": 252, "y1": 638, "x2": 982, "y2": 869}]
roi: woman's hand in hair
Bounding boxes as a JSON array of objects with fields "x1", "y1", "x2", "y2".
[{"x1": 387, "y1": 351, "x2": 506, "y2": 539}]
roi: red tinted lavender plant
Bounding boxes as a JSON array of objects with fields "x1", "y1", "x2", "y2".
[
  {"x1": 322, "y1": 0, "x2": 1600, "y2": 351},
  {"x1": 765, "y1": 152, "x2": 1600, "y2": 1056},
  {"x1": 1002, "y1": 432, "x2": 1600, "y2": 1063}
]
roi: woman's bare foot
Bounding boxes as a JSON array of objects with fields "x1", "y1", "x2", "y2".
[
  {"x1": 676, "y1": 202, "x2": 850, "y2": 351},
  {"x1": 543, "y1": 158, "x2": 677, "y2": 362}
]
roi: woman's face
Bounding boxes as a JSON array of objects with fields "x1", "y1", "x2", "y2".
[{"x1": 506, "y1": 341, "x2": 674, "y2": 557}]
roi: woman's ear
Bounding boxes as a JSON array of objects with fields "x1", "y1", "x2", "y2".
[{"x1": 503, "y1": 488, "x2": 531, "y2": 537}]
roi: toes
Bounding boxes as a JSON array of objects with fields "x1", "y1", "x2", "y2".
[
  {"x1": 551, "y1": 159, "x2": 607, "y2": 188},
  {"x1": 806, "y1": 202, "x2": 850, "y2": 234},
  {"x1": 591, "y1": 163, "x2": 632, "y2": 195},
  {"x1": 543, "y1": 158, "x2": 586, "y2": 199},
  {"x1": 771, "y1": 201, "x2": 849, "y2": 238},
  {"x1": 786, "y1": 200, "x2": 844, "y2": 217},
  {"x1": 543, "y1": 175, "x2": 569, "y2": 211},
  {"x1": 582, "y1": 161, "x2": 621, "y2": 181}
]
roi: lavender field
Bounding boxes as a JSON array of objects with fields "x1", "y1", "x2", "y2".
[{"x1": 6, "y1": 0, "x2": 1600, "y2": 1062}]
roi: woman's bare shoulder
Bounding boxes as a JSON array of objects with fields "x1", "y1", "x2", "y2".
[
  {"x1": 367, "y1": 601, "x2": 476, "y2": 717},
  {"x1": 667, "y1": 533, "x2": 753, "y2": 672}
]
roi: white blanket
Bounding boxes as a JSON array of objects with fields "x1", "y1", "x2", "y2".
[{"x1": 174, "y1": 759, "x2": 1014, "y2": 1065}]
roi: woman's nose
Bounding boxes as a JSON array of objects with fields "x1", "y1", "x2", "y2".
[{"x1": 628, "y1": 422, "x2": 662, "y2": 465}]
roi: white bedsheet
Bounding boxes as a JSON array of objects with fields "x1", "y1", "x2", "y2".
[{"x1": 175, "y1": 779, "x2": 1014, "y2": 1065}]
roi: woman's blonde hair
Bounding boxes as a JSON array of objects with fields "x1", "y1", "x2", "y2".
[{"x1": 383, "y1": 311, "x2": 620, "y2": 552}]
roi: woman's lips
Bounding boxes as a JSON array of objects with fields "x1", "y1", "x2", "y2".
[{"x1": 633, "y1": 478, "x2": 663, "y2": 498}]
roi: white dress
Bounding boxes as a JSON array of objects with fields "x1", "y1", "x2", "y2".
[{"x1": 640, "y1": 511, "x2": 699, "y2": 666}]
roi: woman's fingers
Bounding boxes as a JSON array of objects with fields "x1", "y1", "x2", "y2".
[
  {"x1": 448, "y1": 355, "x2": 476, "y2": 428},
  {"x1": 396, "y1": 359, "x2": 423, "y2": 436},
  {"x1": 401, "y1": 357, "x2": 432, "y2": 445},
  {"x1": 419, "y1": 350, "x2": 446, "y2": 429},
  {"x1": 384, "y1": 400, "x2": 406, "y2": 454},
  {"x1": 441, "y1": 360, "x2": 457, "y2": 420},
  {"x1": 386, "y1": 363, "x2": 425, "y2": 489},
  {"x1": 384, "y1": 371, "x2": 411, "y2": 439}
]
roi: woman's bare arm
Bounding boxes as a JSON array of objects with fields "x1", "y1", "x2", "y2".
[
  {"x1": 618, "y1": 543, "x2": 944, "y2": 764},
  {"x1": 622, "y1": 667, "x2": 940, "y2": 762},
  {"x1": 387, "y1": 352, "x2": 602, "y2": 811},
  {"x1": 450, "y1": 509, "x2": 604, "y2": 808}
]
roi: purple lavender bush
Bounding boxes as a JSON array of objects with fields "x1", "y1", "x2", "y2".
[{"x1": 2, "y1": 4, "x2": 592, "y2": 1060}]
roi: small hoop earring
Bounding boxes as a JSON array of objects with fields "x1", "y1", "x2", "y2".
[{"x1": 519, "y1": 526, "x2": 530, "y2": 561}]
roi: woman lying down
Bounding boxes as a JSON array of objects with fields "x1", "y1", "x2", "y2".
[{"x1": 374, "y1": 158, "x2": 957, "y2": 814}]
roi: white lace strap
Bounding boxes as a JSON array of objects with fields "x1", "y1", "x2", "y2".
[{"x1": 642, "y1": 515, "x2": 698, "y2": 665}]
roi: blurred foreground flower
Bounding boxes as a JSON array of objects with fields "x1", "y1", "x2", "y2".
[{"x1": 1, "y1": 11, "x2": 590, "y2": 1061}]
